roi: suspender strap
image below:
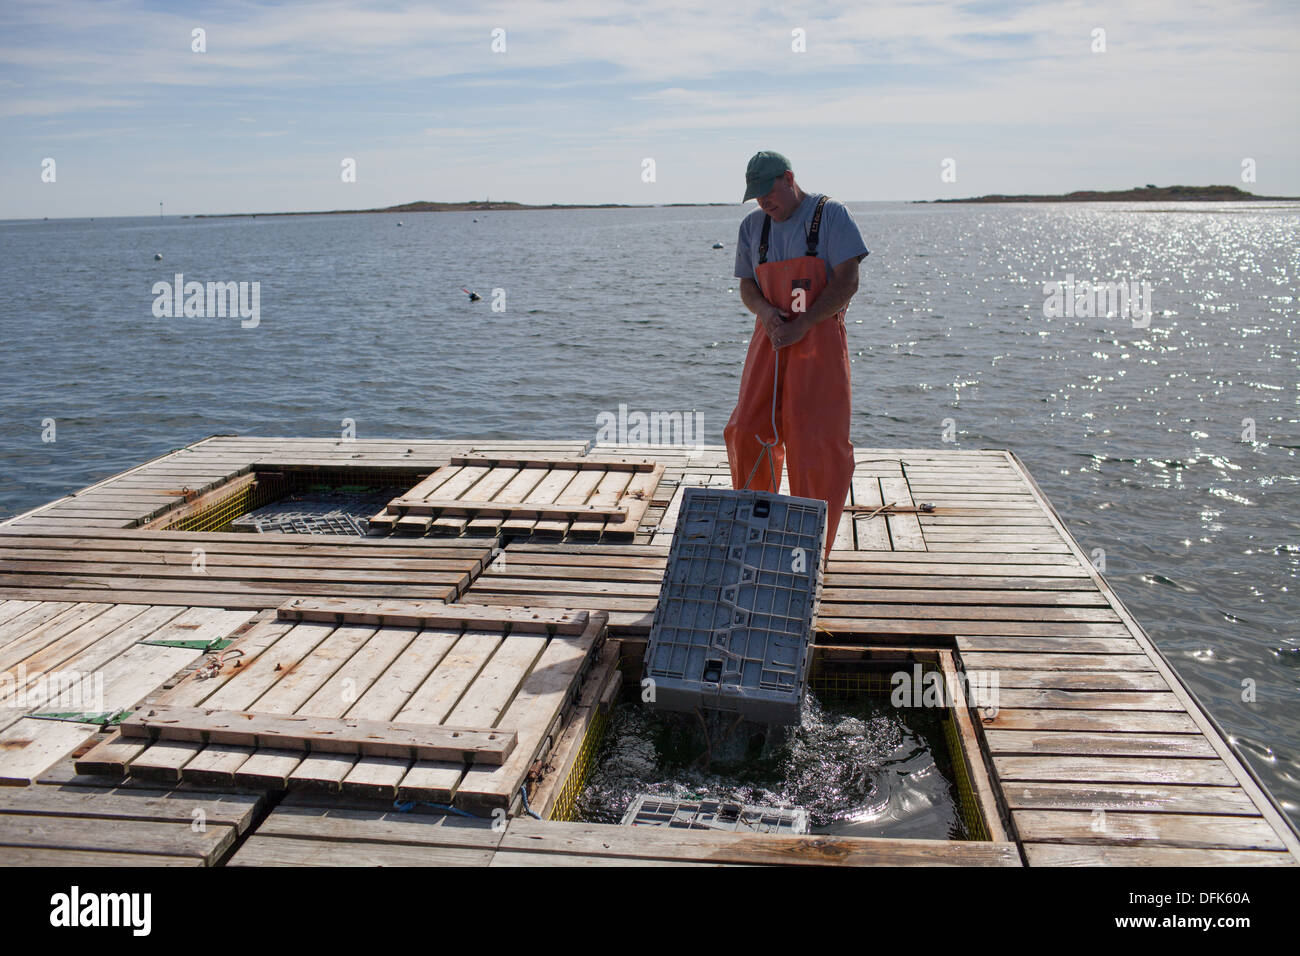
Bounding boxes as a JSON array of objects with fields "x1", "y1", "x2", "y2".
[
  {"x1": 757, "y1": 196, "x2": 830, "y2": 266},
  {"x1": 805, "y1": 195, "x2": 828, "y2": 256}
]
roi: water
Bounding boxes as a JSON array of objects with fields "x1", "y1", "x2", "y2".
[
  {"x1": 0, "y1": 202, "x2": 1296, "y2": 825},
  {"x1": 577, "y1": 696, "x2": 965, "y2": 840}
]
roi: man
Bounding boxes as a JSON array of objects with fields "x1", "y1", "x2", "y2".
[{"x1": 724, "y1": 150, "x2": 869, "y2": 560}]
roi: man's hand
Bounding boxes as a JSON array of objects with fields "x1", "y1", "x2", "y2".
[
  {"x1": 757, "y1": 301, "x2": 790, "y2": 341},
  {"x1": 769, "y1": 314, "x2": 811, "y2": 349}
]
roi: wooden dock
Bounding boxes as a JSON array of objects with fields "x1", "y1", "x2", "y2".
[{"x1": 0, "y1": 435, "x2": 1295, "y2": 866}]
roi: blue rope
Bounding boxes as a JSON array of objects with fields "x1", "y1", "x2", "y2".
[
  {"x1": 392, "y1": 799, "x2": 477, "y2": 819},
  {"x1": 518, "y1": 784, "x2": 543, "y2": 820}
]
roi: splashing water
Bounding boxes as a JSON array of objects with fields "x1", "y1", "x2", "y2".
[{"x1": 577, "y1": 694, "x2": 967, "y2": 840}]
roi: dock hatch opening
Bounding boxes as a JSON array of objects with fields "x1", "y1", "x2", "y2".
[
  {"x1": 540, "y1": 644, "x2": 1004, "y2": 843},
  {"x1": 146, "y1": 467, "x2": 428, "y2": 535}
]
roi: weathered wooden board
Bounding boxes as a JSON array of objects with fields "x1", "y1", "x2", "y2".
[{"x1": 120, "y1": 705, "x2": 517, "y2": 764}]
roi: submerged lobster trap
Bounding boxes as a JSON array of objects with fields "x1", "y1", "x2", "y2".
[
  {"x1": 621, "y1": 794, "x2": 810, "y2": 835},
  {"x1": 642, "y1": 488, "x2": 827, "y2": 725}
]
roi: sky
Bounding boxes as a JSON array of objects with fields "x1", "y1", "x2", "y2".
[{"x1": 3, "y1": 0, "x2": 1299, "y2": 218}]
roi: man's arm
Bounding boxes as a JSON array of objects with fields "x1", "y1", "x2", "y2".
[{"x1": 770, "y1": 256, "x2": 861, "y2": 348}]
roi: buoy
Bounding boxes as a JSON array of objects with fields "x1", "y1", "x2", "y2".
[
  {"x1": 397, "y1": 221, "x2": 403, "y2": 226},
  {"x1": 712, "y1": 242, "x2": 724, "y2": 249},
  {"x1": 154, "y1": 253, "x2": 163, "y2": 261}
]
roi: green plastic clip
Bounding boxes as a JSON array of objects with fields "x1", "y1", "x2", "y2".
[
  {"x1": 29, "y1": 709, "x2": 132, "y2": 727},
  {"x1": 141, "y1": 637, "x2": 233, "y2": 652}
]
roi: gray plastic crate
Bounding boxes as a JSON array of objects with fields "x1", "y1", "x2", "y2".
[
  {"x1": 621, "y1": 794, "x2": 809, "y2": 835},
  {"x1": 230, "y1": 490, "x2": 396, "y2": 536},
  {"x1": 643, "y1": 487, "x2": 826, "y2": 725}
]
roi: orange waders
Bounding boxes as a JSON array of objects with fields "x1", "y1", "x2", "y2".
[{"x1": 724, "y1": 197, "x2": 855, "y2": 560}]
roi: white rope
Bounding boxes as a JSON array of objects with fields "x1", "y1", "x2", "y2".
[{"x1": 742, "y1": 346, "x2": 781, "y2": 492}]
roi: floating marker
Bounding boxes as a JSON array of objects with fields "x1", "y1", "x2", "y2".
[{"x1": 154, "y1": 253, "x2": 163, "y2": 261}]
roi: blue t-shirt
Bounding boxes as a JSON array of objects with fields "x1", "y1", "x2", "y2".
[{"x1": 734, "y1": 194, "x2": 869, "y2": 282}]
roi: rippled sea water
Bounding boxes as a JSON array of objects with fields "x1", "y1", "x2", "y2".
[{"x1": 0, "y1": 203, "x2": 1296, "y2": 825}]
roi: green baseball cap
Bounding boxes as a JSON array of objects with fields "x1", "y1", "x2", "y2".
[{"x1": 743, "y1": 150, "x2": 792, "y2": 201}]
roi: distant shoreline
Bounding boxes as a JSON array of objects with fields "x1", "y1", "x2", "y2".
[
  {"x1": 191, "y1": 200, "x2": 735, "y2": 219},
  {"x1": 919, "y1": 184, "x2": 1299, "y2": 203}
]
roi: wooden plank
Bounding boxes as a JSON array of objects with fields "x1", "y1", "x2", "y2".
[
  {"x1": 0, "y1": 576, "x2": 461, "y2": 604},
  {"x1": 0, "y1": 719, "x2": 101, "y2": 785},
  {"x1": 228, "y1": 835, "x2": 494, "y2": 867},
  {"x1": 988, "y1": 670, "x2": 1172, "y2": 691},
  {"x1": 532, "y1": 642, "x2": 622, "y2": 818},
  {"x1": 453, "y1": 613, "x2": 606, "y2": 810},
  {"x1": 0, "y1": 604, "x2": 160, "y2": 710},
  {"x1": 461, "y1": 466, "x2": 522, "y2": 534},
  {"x1": 499, "y1": 818, "x2": 1021, "y2": 866},
  {"x1": 0, "y1": 536, "x2": 491, "y2": 561},
  {"x1": 819, "y1": 604, "x2": 1120, "y2": 622},
  {"x1": 940, "y1": 649, "x2": 1009, "y2": 842},
  {"x1": 984, "y1": 730, "x2": 1217, "y2": 758},
  {"x1": 533, "y1": 468, "x2": 605, "y2": 538},
  {"x1": 0, "y1": 846, "x2": 203, "y2": 866},
  {"x1": 1003, "y1": 782, "x2": 1261, "y2": 815},
  {"x1": 452, "y1": 455, "x2": 654, "y2": 471},
  {"x1": 140, "y1": 472, "x2": 258, "y2": 530},
  {"x1": 0, "y1": 603, "x2": 117, "y2": 674},
  {"x1": 822, "y1": 588, "x2": 1109, "y2": 606},
  {"x1": 284, "y1": 625, "x2": 447, "y2": 791},
  {"x1": 85, "y1": 616, "x2": 305, "y2": 779},
  {"x1": 819, "y1": 621, "x2": 1133, "y2": 638},
  {"x1": 277, "y1": 598, "x2": 590, "y2": 634},
  {"x1": 0, "y1": 557, "x2": 474, "y2": 586},
  {"x1": 993, "y1": 756, "x2": 1239, "y2": 786},
  {"x1": 0, "y1": 601, "x2": 47, "y2": 631},
  {"x1": 390, "y1": 498, "x2": 627, "y2": 520},
  {"x1": 1004, "y1": 448, "x2": 1300, "y2": 860},
  {"x1": 334, "y1": 626, "x2": 464, "y2": 797},
  {"x1": 1024, "y1": 843, "x2": 1296, "y2": 866},
  {"x1": 395, "y1": 464, "x2": 457, "y2": 502},
  {"x1": 985, "y1": 709, "x2": 1200, "y2": 734},
  {"x1": 120, "y1": 705, "x2": 516, "y2": 764},
  {"x1": 397, "y1": 631, "x2": 549, "y2": 802},
  {"x1": 851, "y1": 476, "x2": 890, "y2": 550},
  {"x1": 993, "y1": 689, "x2": 1183, "y2": 711},
  {"x1": 879, "y1": 476, "x2": 926, "y2": 551},
  {"x1": 401, "y1": 464, "x2": 490, "y2": 509},
  {"x1": 1012, "y1": 809, "x2": 1284, "y2": 851},
  {"x1": 0, "y1": 784, "x2": 263, "y2": 831},
  {"x1": 569, "y1": 470, "x2": 633, "y2": 539},
  {"x1": 489, "y1": 850, "x2": 727, "y2": 867},
  {"x1": 0, "y1": 812, "x2": 235, "y2": 863},
  {"x1": 498, "y1": 466, "x2": 573, "y2": 535},
  {"x1": 602, "y1": 464, "x2": 665, "y2": 539},
  {"x1": 0, "y1": 548, "x2": 482, "y2": 577}
]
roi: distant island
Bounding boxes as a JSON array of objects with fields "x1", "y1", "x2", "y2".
[
  {"x1": 920, "y1": 185, "x2": 1299, "y2": 203},
  {"x1": 192, "y1": 199, "x2": 733, "y2": 218}
]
